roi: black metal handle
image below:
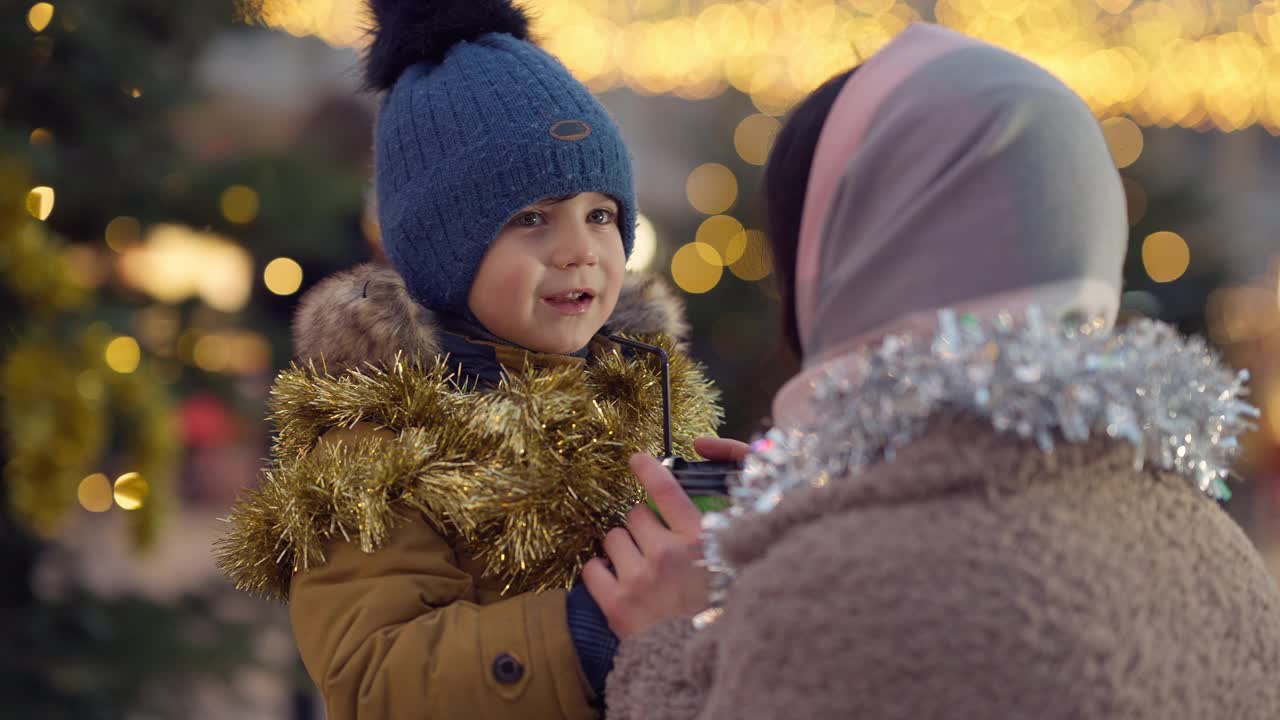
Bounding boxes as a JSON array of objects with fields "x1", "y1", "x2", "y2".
[
  {"x1": 662, "y1": 457, "x2": 739, "y2": 496},
  {"x1": 607, "y1": 335, "x2": 739, "y2": 497},
  {"x1": 606, "y1": 335, "x2": 672, "y2": 458}
]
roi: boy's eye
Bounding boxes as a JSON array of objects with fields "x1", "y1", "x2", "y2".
[
  {"x1": 514, "y1": 211, "x2": 545, "y2": 227},
  {"x1": 588, "y1": 208, "x2": 616, "y2": 225}
]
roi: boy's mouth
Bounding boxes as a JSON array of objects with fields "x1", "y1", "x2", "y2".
[{"x1": 542, "y1": 289, "x2": 595, "y2": 316}]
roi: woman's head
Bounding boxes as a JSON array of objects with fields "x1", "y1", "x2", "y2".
[
  {"x1": 764, "y1": 69, "x2": 856, "y2": 358},
  {"x1": 763, "y1": 25, "x2": 1127, "y2": 366}
]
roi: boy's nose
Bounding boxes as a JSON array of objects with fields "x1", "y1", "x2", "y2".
[{"x1": 551, "y1": 228, "x2": 599, "y2": 269}]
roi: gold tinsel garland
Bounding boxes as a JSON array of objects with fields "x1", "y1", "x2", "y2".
[
  {"x1": 217, "y1": 336, "x2": 722, "y2": 601},
  {"x1": 0, "y1": 217, "x2": 85, "y2": 313},
  {"x1": 2, "y1": 339, "x2": 106, "y2": 535},
  {"x1": 0, "y1": 168, "x2": 178, "y2": 544},
  {"x1": 1, "y1": 335, "x2": 177, "y2": 543}
]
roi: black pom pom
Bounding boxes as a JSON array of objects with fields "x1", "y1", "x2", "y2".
[{"x1": 364, "y1": 0, "x2": 532, "y2": 91}]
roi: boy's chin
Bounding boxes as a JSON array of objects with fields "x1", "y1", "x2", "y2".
[{"x1": 524, "y1": 326, "x2": 601, "y2": 355}]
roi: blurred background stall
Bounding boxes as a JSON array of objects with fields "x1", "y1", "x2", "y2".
[{"x1": 3, "y1": 0, "x2": 1279, "y2": 717}]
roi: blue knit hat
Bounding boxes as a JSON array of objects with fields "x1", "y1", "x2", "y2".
[{"x1": 366, "y1": 0, "x2": 636, "y2": 314}]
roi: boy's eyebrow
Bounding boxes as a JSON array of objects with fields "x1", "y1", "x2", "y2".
[
  {"x1": 533, "y1": 194, "x2": 577, "y2": 207},
  {"x1": 529, "y1": 193, "x2": 619, "y2": 209}
]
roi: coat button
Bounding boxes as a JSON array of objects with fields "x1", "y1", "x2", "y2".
[{"x1": 492, "y1": 652, "x2": 525, "y2": 685}]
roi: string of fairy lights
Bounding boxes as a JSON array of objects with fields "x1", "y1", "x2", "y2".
[{"x1": 246, "y1": 0, "x2": 1280, "y2": 134}]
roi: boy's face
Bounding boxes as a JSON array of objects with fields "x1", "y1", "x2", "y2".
[{"x1": 469, "y1": 192, "x2": 626, "y2": 354}]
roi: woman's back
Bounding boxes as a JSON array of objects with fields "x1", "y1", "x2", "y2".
[
  {"x1": 687, "y1": 419, "x2": 1280, "y2": 719},
  {"x1": 609, "y1": 417, "x2": 1280, "y2": 719}
]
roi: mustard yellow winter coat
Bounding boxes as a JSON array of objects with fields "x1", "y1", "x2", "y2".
[{"x1": 290, "y1": 429, "x2": 596, "y2": 720}]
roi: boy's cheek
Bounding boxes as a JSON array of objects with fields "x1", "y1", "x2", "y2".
[
  {"x1": 605, "y1": 266, "x2": 626, "y2": 302},
  {"x1": 497, "y1": 261, "x2": 538, "y2": 296},
  {"x1": 597, "y1": 284, "x2": 623, "y2": 321},
  {"x1": 503, "y1": 268, "x2": 529, "y2": 293}
]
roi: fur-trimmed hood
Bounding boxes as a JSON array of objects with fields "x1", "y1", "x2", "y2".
[{"x1": 292, "y1": 263, "x2": 690, "y2": 370}]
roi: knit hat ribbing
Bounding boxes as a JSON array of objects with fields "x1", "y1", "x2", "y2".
[{"x1": 366, "y1": 2, "x2": 636, "y2": 313}]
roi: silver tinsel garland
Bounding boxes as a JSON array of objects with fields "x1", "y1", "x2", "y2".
[{"x1": 699, "y1": 308, "x2": 1259, "y2": 612}]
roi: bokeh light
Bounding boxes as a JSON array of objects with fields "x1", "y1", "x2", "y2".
[
  {"x1": 686, "y1": 163, "x2": 738, "y2": 215},
  {"x1": 76, "y1": 370, "x2": 103, "y2": 401},
  {"x1": 671, "y1": 242, "x2": 724, "y2": 293},
  {"x1": 77, "y1": 473, "x2": 113, "y2": 513},
  {"x1": 695, "y1": 215, "x2": 748, "y2": 266},
  {"x1": 26, "y1": 186, "x2": 54, "y2": 220},
  {"x1": 27, "y1": 3, "x2": 54, "y2": 33},
  {"x1": 734, "y1": 114, "x2": 782, "y2": 166},
  {"x1": 61, "y1": 245, "x2": 109, "y2": 289},
  {"x1": 188, "y1": 332, "x2": 272, "y2": 375},
  {"x1": 728, "y1": 230, "x2": 772, "y2": 281},
  {"x1": 264, "y1": 257, "x2": 304, "y2": 296},
  {"x1": 29, "y1": 127, "x2": 53, "y2": 145},
  {"x1": 105, "y1": 216, "x2": 141, "y2": 253},
  {"x1": 220, "y1": 185, "x2": 260, "y2": 225},
  {"x1": 119, "y1": 224, "x2": 254, "y2": 312},
  {"x1": 113, "y1": 472, "x2": 149, "y2": 511},
  {"x1": 197, "y1": 246, "x2": 255, "y2": 312},
  {"x1": 105, "y1": 336, "x2": 141, "y2": 374},
  {"x1": 1142, "y1": 231, "x2": 1190, "y2": 283},
  {"x1": 194, "y1": 335, "x2": 231, "y2": 373},
  {"x1": 1102, "y1": 117, "x2": 1144, "y2": 169},
  {"x1": 230, "y1": 333, "x2": 273, "y2": 375},
  {"x1": 627, "y1": 214, "x2": 659, "y2": 272}
]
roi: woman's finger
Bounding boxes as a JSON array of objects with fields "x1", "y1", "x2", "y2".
[
  {"x1": 693, "y1": 436, "x2": 751, "y2": 463},
  {"x1": 630, "y1": 453, "x2": 702, "y2": 538},
  {"x1": 625, "y1": 503, "x2": 672, "y2": 555},
  {"x1": 581, "y1": 557, "x2": 619, "y2": 609},
  {"x1": 602, "y1": 526, "x2": 644, "y2": 577}
]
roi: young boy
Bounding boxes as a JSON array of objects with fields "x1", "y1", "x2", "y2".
[{"x1": 215, "y1": 2, "x2": 720, "y2": 719}]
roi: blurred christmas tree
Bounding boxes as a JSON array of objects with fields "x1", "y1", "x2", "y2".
[{"x1": 2, "y1": 0, "x2": 367, "y2": 716}]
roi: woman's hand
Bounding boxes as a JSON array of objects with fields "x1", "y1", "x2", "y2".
[
  {"x1": 693, "y1": 436, "x2": 751, "y2": 464},
  {"x1": 583, "y1": 453, "x2": 709, "y2": 639}
]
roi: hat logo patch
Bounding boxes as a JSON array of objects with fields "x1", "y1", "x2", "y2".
[{"x1": 549, "y1": 120, "x2": 592, "y2": 142}]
